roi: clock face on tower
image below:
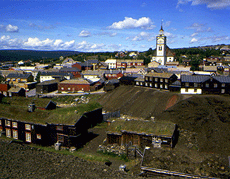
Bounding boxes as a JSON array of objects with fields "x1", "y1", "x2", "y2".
[{"x1": 157, "y1": 38, "x2": 164, "y2": 44}]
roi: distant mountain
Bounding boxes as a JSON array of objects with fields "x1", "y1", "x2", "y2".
[{"x1": 0, "y1": 50, "x2": 80, "y2": 62}]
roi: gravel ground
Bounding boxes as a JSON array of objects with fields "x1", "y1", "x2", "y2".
[{"x1": 0, "y1": 139, "x2": 136, "y2": 179}]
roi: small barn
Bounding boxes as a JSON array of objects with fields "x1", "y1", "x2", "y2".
[
  {"x1": 8, "y1": 87, "x2": 25, "y2": 97},
  {"x1": 106, "y1": 120, "x2": 177, "y2": 149}
]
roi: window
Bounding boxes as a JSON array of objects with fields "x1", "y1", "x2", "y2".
[
  {"x1": 37, "y1": 134, "x2": 41, "y2": 140},
  {"x1": 149, "y1": 83, "x2": 152, "y2": 87},
  {"x1": 61, "y1": 87, "x2": 64, "y2": 90},
  {"x1": 221, "y1": 89, "x2": 225, "y2": 94},
  {"x1": 56, "y1": 125, "x2": 63, "y2": 131},
  {"x1": 160, "y1": 78, "x2": 163, "y2": 82},
  {"x1": 133, "y1": 135, "x2": 139, "y2": 146},
  {"x1": 155, "y1": 83, "x2": 158, "y2": 88},
  {"x1": 12, "y1": 122, "x2": 17, "y2": 128},
  {"x1": 25, "y1": 132, "x2": 31, "y2": 143},
  {"x1": 25, "y1": 124, "x2": 31, "y2": 131},
  {"x1": 165, "y1": 79, "x2": 168, "y2": 83},
  {"x1": 155, "y1": 78, "x2": 158, "y2": 82},
  {"x1": 185, "y1": 82, "x2": 189, "y2": 87},
  {"x1": 6, "y1": 128, "x2": 11, "y2": 138},
  {"x1": 149, "y1": 77, "x2": 153, "y2": 81},
  {"x1": 194, "y1": 83, "x2": 198, "y2": 88},
  {"x1": 165, "y1": 84, "x2": 168, "y2": 89},
  {"x1": 145, "y1": 82, "x2": 148, "y2": 86},
  {"x1": 12, "y1": 130, "x2": 18, "y2": 140},
  {"x1": 68, "y1": 88, "x2": 71, "y2": 91},
  {"x1": 145, "y1": 77, "x2": 148, "y2": 81},
  {"x1": 222, "y1": 83, "x2": 225, "y2": 87},
  {"x1": 185, "y1": 88, "x2": 188, "y2": 92},
  {"x1": 160, "y1": 84, "x2": 163, "y2": 88},
  {"x1": 57, "y1": 134, "x2": 64, "y2": 143},
  {"x1": 136, "y1": 82, "x2": 139, "y2": 85},
  {"x1": 205, "y1": 83, "x2": 209, "y2": 88},
  {"x1": 5, "y1": 120, "x2": 11, "y2": 127},
  {"x1": 194, "y1": 89, "x2": 197, "y2": 92},
  {"x1": 214, "y1": 83, "x2": 218, "y2": 88}
]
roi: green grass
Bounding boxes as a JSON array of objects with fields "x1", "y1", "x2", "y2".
[{"x1": 0, "y1": 96, "x2": 102, "y2": 124}]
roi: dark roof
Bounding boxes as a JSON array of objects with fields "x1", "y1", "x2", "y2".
[
  {"x1": 7, "y1": 73, "x2": 32, "y2": 79},
  {"x1": 87, "y1": 59, "x2": 99, "y2": 64},
  {"x1": 40, "y1": 72, "x2": 71, "y2": 76},
  {"x1": 213, "y1": 76, "x2": 230, "y2": 83},
  {"x1": 80, "y1": 62, "x2": 93, "y2": 67},
  {"x1": 59, "y1": 67, "x2": 81, "y2": 72},
  {"x1": 170, "y1": 80, "x2": 181, "y2": 87},
  {"x1": 105, "y1": 79, "x2": 120, "y2": 85},
  {"x1": 181, "y1": 75, "x2": 210, "y2": 83},
  {"x1": 37, "y1": 80, "x2": 59, "y2": 86}
]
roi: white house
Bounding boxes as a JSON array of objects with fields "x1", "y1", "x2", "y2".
[{"x1": 105, "y1": 59, "x2": 117, "y2": 69}]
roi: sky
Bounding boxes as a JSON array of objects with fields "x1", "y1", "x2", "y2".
[{"x1": 0, "y1": 0, "x2": 230, "y2": 52}]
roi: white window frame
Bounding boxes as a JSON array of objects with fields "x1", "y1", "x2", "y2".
[
  {"x1": 6, "y1": 128, "x2": 11, "y2": 138},
  {"x1": 12, "y1": 130, "x2": 18, "y2": 140},
  {"x1": 0, "y1": 120, "x2": 1, "y2": 125},
  {"x1": 5, "y1": 120, "x2": 11, "y2": 127},
  {"x1": 25, "y1": 132, "x2": 31, "y2": 143},
  {"x1": 155, "y1": 83, "x2": 158, "y2": 88},
  {"x1": 12, "y1": 122, "x2": 18, "y2": 128},
  {"x1": 25, "y1": 124, "x2": 31, "y2": 131}
]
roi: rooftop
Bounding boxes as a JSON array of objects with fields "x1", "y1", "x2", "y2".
[{"x1": 107, "y1": 120, "x2": 176, "y2": 137}]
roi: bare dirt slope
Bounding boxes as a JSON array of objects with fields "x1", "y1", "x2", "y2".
[
  {"x1": 156, "y1": 95, "x2": 230, "y2": 155},
  {"x1": 99, "y1": 85, "x2": 185, "y2": 119}
]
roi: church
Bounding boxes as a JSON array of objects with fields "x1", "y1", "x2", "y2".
[{"x1": 151, "y1": 25, "x2": 175, "y2": 66}]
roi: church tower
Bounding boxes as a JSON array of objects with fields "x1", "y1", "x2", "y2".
[{"x1": 155, "y1": 24, "x2": 167, "y2": 65}]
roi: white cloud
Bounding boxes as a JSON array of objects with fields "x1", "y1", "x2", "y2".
[
  {"x1": 6, "y1": 24, "x2": 19, "y2": 32},
  {"x1": 75, "y1": 41, "x2": 105, "y2": 52},
  {"x1": 177, "y1": 0, "x2": 230, "y2": 9},
  {"x1": 108, "y1": 17, "x2": 155, "y2": 30},
  {"x1": 97, "y1": 32, "x2": 117, "y2": 37},
  {"x1": 190, "y1": 37, "x2": 198, "y2": 43},
  {"x1": 186, "y1": 23, "x2": 212, "y2": 33},
  {"x1": 127, "y1": 31, "x2": 155, "y2": 42},
  {"x1": 191, "y1": 32, "x2": 198, "y2": 37},
  {"x1": 0, "y1": 24, "x2": 19, "y2": 32},
  {"x1": 163, "y1": 21, "x2": 171, "y2": 27},
  {"x1": 29, "y1": 23, "x2": 55, "y2": 30},
  {"x1": 79, "y1": 30, "x2": 91, "y2": 37}
]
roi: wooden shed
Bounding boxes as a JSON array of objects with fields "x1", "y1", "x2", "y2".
[{"x1": 106, "y1": 120, "x2": 177, "y2": 149}]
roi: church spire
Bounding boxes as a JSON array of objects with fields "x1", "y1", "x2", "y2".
[{"x1": 159, "y1": 19, "x2": 164, "y2": 35}]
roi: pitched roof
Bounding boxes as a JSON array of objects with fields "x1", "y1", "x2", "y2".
[
  {"x1": 8, "y1": 87, "x2": 24, "y2": 93},
  {"x1": 146, "y1": 72, "x2": 175, "y2": 78},
  {"x1": 59, "y1": 78, "x2": 90, "y2": 85},
  {"x1": 107, "y1": 120, "x2": 176, "y2": 136},
  {"x1": 213, "y1": 76, "x2": 230, "y2": 83},
  {"x1": 40, "y1": 72, "x2": 71, "y2": 76},
  {"x1": 181, "y1": 75, "x2": 210, "y2": 83},
  {"x1": 7, "y1": 73, "x2": 31, "y2": 79},
  {"x1": 59, "y1": 67, "x2": 81, "y2": 72}
]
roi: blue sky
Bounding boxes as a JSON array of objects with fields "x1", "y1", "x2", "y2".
[{"x1": 0, "y1": 0, "x2": 230, "y2": 52}]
